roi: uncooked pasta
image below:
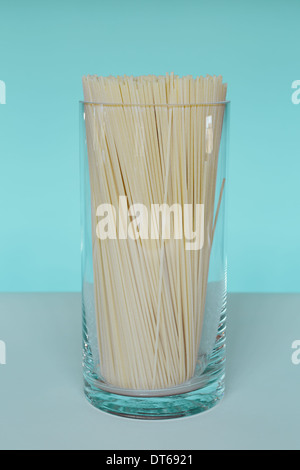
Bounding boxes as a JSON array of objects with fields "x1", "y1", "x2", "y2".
[{"x1": 82, "y1": 73, "x2": 227, "y2": 390}]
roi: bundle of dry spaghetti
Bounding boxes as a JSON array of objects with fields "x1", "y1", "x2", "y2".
[{"x1": 82, "y1": 73, "x2": 227, "y2": 390}]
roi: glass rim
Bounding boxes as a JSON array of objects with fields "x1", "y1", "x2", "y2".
[{"x1": 80, "y1": 100, "x2": 230, "y2": 107}]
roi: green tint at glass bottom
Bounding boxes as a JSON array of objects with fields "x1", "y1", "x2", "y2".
[{"x1": 84, "y1": 374, "x2": 225, "y2": 420}]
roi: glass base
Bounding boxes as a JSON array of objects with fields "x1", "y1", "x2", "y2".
[
  {"x1": 84, "y1": 372, "x2": 225, "y2": 419},
  {"x1": 83, "y1": 307, "x2": 226, "y2": 419}
]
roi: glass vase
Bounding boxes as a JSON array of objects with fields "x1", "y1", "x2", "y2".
[{"x1": 80, "y1": 100, "x2": 230, "y2": 419}]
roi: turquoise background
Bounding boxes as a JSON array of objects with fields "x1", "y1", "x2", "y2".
[{"x1": 0, "y1": 0, "x2": 299, "y2": 292}]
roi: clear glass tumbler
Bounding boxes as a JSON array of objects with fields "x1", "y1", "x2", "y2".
[{"x1": 80, "y1": 100, "x2": 230, "y2": 419}]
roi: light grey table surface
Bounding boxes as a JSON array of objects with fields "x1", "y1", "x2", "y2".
[{"x1": 0, "y1": 293, "x2": 299, "y2": 450}]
